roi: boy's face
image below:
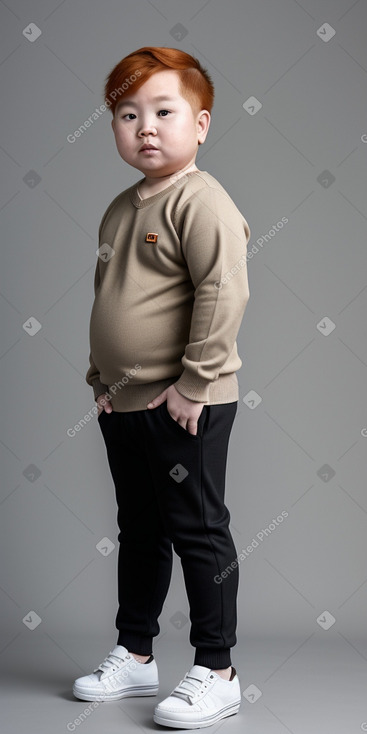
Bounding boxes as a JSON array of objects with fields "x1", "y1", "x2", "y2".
[{"x1": 111, "y1": 69, "x2": 210, "y2": 178}]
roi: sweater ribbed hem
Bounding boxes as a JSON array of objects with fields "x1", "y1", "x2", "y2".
[
  {"x1": 194, "y1": 647, "x2": 232, "y2": 669},
  {"x1": 174, "y1": 370, "x2": 218, "y2": 402},
  {"x1": 102, "y1": 373, "x2": 239, "y2": 412}
]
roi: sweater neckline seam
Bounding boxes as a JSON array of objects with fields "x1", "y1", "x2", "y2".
[{"x1": 130, "y1": 170, "x2": 207, "y2": 208}]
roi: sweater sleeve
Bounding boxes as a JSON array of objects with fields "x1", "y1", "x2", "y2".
[
  {"x1": 85, "y1": 204, "x2": 113, "y2": 402},
  {"x1": 173, "y1": 186, "x2": 251, "y2": 403},
  {"x1": 85, "y1": 260, "x2": 110, "y2": 401}
]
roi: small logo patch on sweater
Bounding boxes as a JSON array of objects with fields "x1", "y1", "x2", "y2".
[{"x1": 145, "y1": 232, "x2": 158, "y2": 243}]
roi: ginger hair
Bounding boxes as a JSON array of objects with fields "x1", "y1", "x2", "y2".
[{"x1": 103, "y1": 46, "x2": 214, "y2": 118}]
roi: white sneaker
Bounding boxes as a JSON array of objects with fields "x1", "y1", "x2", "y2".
[
  {"x1": 72, "y1": 644, "x2": 159, "y2": 701},
  {"x1": 153, "y1": 664, "x2": 241, "y2": 729}
]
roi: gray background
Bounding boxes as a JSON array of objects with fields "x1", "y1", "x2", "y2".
[{"x1": 1, "y1": 0, "x2": 367, "y2": 732}]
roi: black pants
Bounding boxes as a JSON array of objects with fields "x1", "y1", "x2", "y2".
[{"x1": 97, "y1": 399, "x2": 239, "y2": 670}]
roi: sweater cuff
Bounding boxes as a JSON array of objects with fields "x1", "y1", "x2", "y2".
[
  {"x1": 173, "y1": 371, "x2": 214, "y2": 402},
  {"x1": 92, "y1": 378, "x2": 110, "y2": 402}
]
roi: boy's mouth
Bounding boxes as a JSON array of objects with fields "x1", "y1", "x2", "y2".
[{"x1": 139, "y1": 144, "x2": 158, "y2": 151}]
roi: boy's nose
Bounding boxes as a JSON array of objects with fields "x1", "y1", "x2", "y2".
[{"x1": 139, "y1": 124, "x2": 157, "y2": 136}]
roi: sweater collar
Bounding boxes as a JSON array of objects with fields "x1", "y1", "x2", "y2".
[{"x1": 130, "y1": 170, "x2": 204, "y2": 209}]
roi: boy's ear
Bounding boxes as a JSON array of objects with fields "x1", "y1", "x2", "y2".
[
  {"x1": 111, "y1": 118, "x2": 115, "y2": 132},
  {"x1": 197, "y1": 110, "x2": 210, "y2": 145}
]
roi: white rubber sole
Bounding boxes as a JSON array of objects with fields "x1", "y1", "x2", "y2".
[
  {"x1": 153, "y1": 699, "x2": 241, "y2": 729},
  {"x1": 73, "y1": 682, "x2": 159, "y2": 701}
]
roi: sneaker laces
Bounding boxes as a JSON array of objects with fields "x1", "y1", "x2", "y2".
[
  {"x1": 93, "y1": 651, "x2": 128, "y2": 677},
  {"x1": 170, "y1": 671, "x2": 212, "y2": 705}
]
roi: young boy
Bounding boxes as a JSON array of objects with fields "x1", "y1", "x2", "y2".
[{"x1": 73, "y1": 46, "x2": 251, "y2": 729}]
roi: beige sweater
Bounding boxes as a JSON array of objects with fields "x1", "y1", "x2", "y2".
[{"x1": 86, "y1": 169, "x2": 250, "y2": 412}]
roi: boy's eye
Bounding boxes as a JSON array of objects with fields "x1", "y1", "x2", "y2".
[{"x1": 121, "y1": 109, "x2": 171, "y2": 120}]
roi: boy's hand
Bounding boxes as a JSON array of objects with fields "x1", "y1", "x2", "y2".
[
  {"x1": 96, "y1": 393, "x2": 113, "y2": 417},
  {"x1": 147, "y1": 384, "x2": 204, "y2": 436}
]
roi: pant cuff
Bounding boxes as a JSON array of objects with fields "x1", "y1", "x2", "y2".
[
  {"x1": 116, "y1": 632, "x2": 153, "y2": 655},
  {"x1": 194, "y1": 647, "x2": 232, "y2": 669}
]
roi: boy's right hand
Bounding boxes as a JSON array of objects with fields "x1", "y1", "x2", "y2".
[{"x1": 97, "y1": 393, "x2": 113, "y2": 416}]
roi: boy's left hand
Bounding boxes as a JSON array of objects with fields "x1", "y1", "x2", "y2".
[{"x1": 147, "y1": 384, "x2": 204, "y2": 436}]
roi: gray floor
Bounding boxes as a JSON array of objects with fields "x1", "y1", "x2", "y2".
[{"x1": 1, "y1": 632, "x2": 366, "y2": 733}]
